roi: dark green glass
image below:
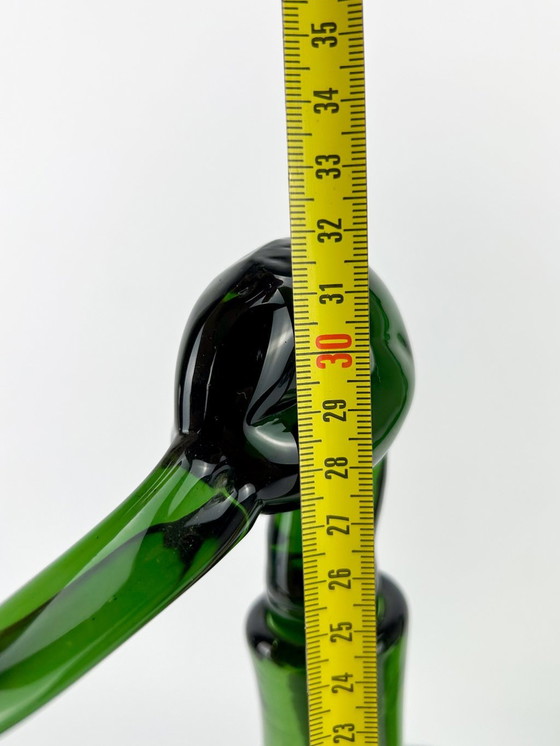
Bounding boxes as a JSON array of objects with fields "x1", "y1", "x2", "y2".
[
  {"x1": 247, "y1": 464, "x2": 408, "y2": 746},
  {"x1": 0, "y1": 239, "x2": 414, "y2": 738}
]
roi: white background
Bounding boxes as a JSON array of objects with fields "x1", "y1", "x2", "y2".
[{"x1": 0, "y1": 0, "x2": 559, "y2": 744}]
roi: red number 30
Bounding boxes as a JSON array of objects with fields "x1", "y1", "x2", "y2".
[{"x1": 315, "y1": 333, "x2": 353, "y2": 368}]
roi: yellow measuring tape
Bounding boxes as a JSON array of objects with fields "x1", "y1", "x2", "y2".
[{"x1": 282, "y1": 0, "x2": 378, "y2": 743}]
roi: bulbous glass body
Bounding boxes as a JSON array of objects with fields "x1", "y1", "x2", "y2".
[{"x1": 0, "y1": 239, "x2": 413, "y2": 737}]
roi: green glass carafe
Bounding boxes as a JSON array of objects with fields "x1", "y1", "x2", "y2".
[{"x1": 0, "y1": 239, "x2": 414, "y2": 740}]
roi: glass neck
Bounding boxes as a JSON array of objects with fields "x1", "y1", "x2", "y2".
[{"x1": 265, "y1": 458, "x2": 387, "y2": 622}]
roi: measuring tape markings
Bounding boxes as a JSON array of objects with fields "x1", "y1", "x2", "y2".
[{"x1": 282, "y1": 0, "x2": 379, "y2": 744}]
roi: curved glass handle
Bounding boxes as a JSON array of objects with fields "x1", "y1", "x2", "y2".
[{"x1": 0, "y1": 436, "x2": 260, "y2": 734}]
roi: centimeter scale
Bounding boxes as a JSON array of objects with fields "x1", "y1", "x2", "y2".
[{"x1": 282, "y1": 0, "x2": 379, "y2": 744}]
